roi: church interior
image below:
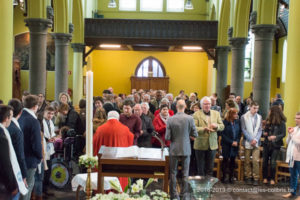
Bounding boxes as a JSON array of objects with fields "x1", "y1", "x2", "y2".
[{"x1": 1, "y1": 0, "x2": 300, "y2": 199}]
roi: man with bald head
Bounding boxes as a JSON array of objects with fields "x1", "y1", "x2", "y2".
[{"x1": 165, "y1": 99, "x2": 198, "y2": 200}]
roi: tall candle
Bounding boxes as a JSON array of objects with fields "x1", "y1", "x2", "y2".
[{"x1": 86, "y1": 58, "x2": 93, "y2": 157}]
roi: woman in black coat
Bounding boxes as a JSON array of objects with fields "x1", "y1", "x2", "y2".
[
  {"x1": 262, "y1": 105, "x2": 286, "y2": 185},
  {"x1": 221, "y1": 108, "x2": 241, "y2": 183}
]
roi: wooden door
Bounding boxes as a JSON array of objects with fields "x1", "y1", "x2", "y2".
[
  {"x1": 13, "y1": 59, "x2": 21, "y2": 99},
  {"x1": 131, "y1": 76, "x2": 169, "y2": 92}
]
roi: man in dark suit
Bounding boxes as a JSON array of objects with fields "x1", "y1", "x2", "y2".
[
  {"x1": 0, "y1": 105, "x2": 18, "y2": 200},
  {"x1": 7, "y1": 99, "x2": 27, "y2": 186},
  {"x1": 165, "y1": 99, "x2": 198, "y2": 200},
  {"x1": 18, "y1": 95, "x2": 42, "y2": 200}
]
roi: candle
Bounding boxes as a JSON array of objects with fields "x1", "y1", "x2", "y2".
[{"x1": 86, "y1": 57, "x2": 93, "y2": 157}]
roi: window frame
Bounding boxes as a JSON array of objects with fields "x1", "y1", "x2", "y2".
[
  {"x1": 119, "y1": 0, "x2": 137, "y2": 11},
  {"x1": 140, "y1": 0, "x2": 164, "y2": 12},
  {"x1": 244, "y1": 31, "x2": 255, "y2": 82},
  {"x1": 166, "y1": 0, "x2": 184, "y2": 12},
  {"x1": 135, "y1": 56, "x2": 166, "y2": 77}
]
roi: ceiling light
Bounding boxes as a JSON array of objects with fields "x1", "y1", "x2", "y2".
[
  {"x1": 100, "y1": 44, "x2": 121, "y2": 48},
  {"x1": 108, "y1": 0, "x2": 117, "y2": 8},
  {"x1": 185, "y1": 0, "x2": 194, "y2": 10},
  {"x1": 182, "y1": 46, "x2": 202, "y2": 50}
]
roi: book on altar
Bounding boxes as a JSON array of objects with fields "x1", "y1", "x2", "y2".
[{"x1": 99, "y1": 145, "x2": 168, "y2": 159}]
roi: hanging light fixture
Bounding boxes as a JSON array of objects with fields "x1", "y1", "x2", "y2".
[
  {"x1": 13, "y1": 0, "x2": 18, "y2": 6},
  {"x1": 185, "y1": 0, "x2": 194, "y2": 10},
  {"x1": 108, "y1": 0, "x2": 117, "y2": 8}
]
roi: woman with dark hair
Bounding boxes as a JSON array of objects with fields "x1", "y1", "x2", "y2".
[
  {"x1": 221, "y1": 108, "x2": 241, "y2": 183},
  {"x1": 152, "y1": 104, "x2": 170, "y2": 148},
  {"x1": 262, "y1": 105, "x2": 286, "y2": 185},
  {"x1": 93, "y1": 97, "x2": 106, "y2": 132}
]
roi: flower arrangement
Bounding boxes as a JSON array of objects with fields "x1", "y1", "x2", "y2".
[
  {"x1": 92, "y1": 178, "x2": 170, "y2": 200},
  {"x1": 78, "y1": 155, "x2": 98, "y2": 168}
]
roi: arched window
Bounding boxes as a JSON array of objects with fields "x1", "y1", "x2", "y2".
[
  {"x1": 135, "y1": 57, "x2": 166, "y2": 77},
  {"x1": 282, "y1": 39, "x2": 287, "y2": 83},
  {"x1": 244, "y1": 31, "x2": 255, "y2": 81}
]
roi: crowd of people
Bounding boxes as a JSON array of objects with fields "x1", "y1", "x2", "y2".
[{"x1": 0, "y1": 87, "x2": 299, "y2": 200}]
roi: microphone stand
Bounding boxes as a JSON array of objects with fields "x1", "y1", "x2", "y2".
[{"x1": 152, "y1": 131, "x2": 165, "y2": 159}]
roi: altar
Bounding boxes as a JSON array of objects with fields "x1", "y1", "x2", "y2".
[{"x1": 97, "y1": 146, "x2": 170, "y2": 193}]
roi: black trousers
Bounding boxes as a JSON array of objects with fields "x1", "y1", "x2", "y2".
[
  {"x1": 222, "y1": 157, "x2": 236, "y2": 180},
  {"x1": 43, "y1": 157, "x2": 53, "y2": 192},
  {"x1": 262, "y1": 146, "x2": 279, "y2": 180}
]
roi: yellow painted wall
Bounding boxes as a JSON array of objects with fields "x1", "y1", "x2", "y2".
[
  {"x1": 90, "y1": 50, "x2": 209, "y2": 97},
  {"x1": 97, "y1": 0, "x2": 208, "y2": 20},
  {"x1": 269, "y1": 37, "x2": 286, "y2": 100},
  {"x1": 13, "y1": 5, "x2": 28, "y2": 36}
]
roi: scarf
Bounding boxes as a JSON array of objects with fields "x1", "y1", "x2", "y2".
[
  {"x1": 159, "y1": 113, "x2": 169, "y2": 124},
  {"x1": 244, "y1": 111, "x2": 261, "y2": 149},
  {"x1": 0, "y1": 123, "x2": 28, "y2": 195},
  {"x1": 286, "y1": 127, "x2": 300, "y2": 167},
  {"x1": 43, "y1": 119, "x2": 55, "y2": 160}
]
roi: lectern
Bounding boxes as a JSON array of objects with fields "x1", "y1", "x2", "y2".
[{"x1": 97, "y1": 146, "x2": 169, "y2": 193}]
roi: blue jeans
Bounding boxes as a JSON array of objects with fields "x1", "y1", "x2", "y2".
[
  {"x1": 195, "y1": 149, "x2": 216, "y2": 176},
  {"x1": 289, "y1": 161, "x2": 300, "y2": 196},
  {"x1": 34, "y1": 163, "x2": 44, "y2": 196},
  {"x1": 20, "y1": 168, "x2": 36, "y2": 200},
  {"x1": 169, "y1": 156, "x2": 190, "y2": 200}
]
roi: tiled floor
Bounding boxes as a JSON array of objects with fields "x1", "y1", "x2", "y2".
[{"x1": 47, "y1": 180, "x2": 292, "y2": 200}]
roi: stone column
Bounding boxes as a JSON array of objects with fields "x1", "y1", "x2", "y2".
[
  {"x1": 216, "y1": 46, "x2": 231, "y2": 108},
  {"x1": 52, "y1": 33, "x2": 72, "y2": 101},
  {"x1": 25, "y1": 18, "x2": 52, "y2": 95},
  {"x1": 229, "y1": 38, "x2": 248, "y2": 99},
  {"x1": 71, "y1": 43, "x2": 85, "y2": 106},
  {"x1": 251, "y1": 24, "x2": 277, "y2": 119}
]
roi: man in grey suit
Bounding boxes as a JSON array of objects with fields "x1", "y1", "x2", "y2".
[{"x1": 166, "y1": 99, "x2": 198, "y2": 200}]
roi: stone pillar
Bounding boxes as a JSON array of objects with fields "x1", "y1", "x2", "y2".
[
  {"x1": 251, "y1": 24, "x2": 277, "y2": 119},
  {"x1": 52, "y1": 33, "x2": 72, "y2": 101},
  {"x1": 71, "y1": 43, "x2": 85, "y2": 106},
  {"x1": 216, "y1": 46, "x2": 231, "y2": 108},
  {"x1": 229, "y1": 38, "x2": 248, "y2": 99},
  {"x1": 0, "y1": 0, "x2": 13, "y2": 103},
  {"x1": 284, "y1": 0, "x2": 300, "y2": 129},
  {"x1": 25, "y1": 18, "x2": 52, "y2": 95}
]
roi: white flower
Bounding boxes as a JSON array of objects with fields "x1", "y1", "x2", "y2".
[
  {"x1": 136, "y1": 179, "x2": 144, "y2": 190},
  {"x1": 131, "y1": 183, "x2": 140, "y2": 193}
]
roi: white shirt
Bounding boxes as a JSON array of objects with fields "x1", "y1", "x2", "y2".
[{"x1": 23, "y1": 108, "x2": 37, "y2": 119}]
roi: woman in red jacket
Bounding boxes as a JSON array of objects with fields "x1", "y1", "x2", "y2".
[
  {"x1": 152, "y1": 104, "x2": 171, "y2": 148},
  {"x1": 154, "y1": 98, "x2": 174, "y2": 117}
]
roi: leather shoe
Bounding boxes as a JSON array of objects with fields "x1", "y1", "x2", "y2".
[
  {"x1": 282, "y1": 193, "x2": 293, "y2": 198},
  {"x1": 245, "y1": 178, "x2": 252, "y2": 185},
  {"x1": 253, "y1": 180, "x2": 259, "y2": 186},
  {"x1": 43, "y1": 191, "x2": 54, "y2": 196}
]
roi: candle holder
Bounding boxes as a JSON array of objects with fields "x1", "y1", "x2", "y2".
[
  {"x1": 86, "y1": 166, "x2": 92, "y2": 200},
  {"x1": 78, "y1": 155, "x2": 98, "y2": 199}
]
